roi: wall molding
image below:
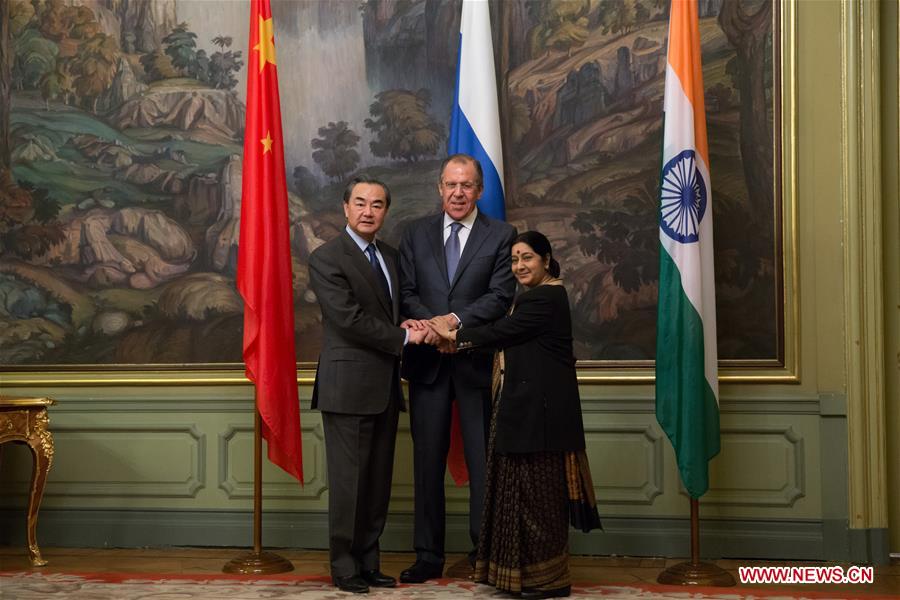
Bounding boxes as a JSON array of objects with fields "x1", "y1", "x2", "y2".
[
  {"x1": 586, "y1": 424, "x2": 663, "y2": 505},
  {"x1": 1, "y1": 424, "x2": 205, "y2": 499},
  {"x1": 840, "y1": 0, "x2": 889, "y2": 532},
  {"x1": 693, "y1": 426, "x2": 805, "y2": 508},
  {"x1": 18, "y1": 390, "x2": 843, "y2": 416},
  {"x1": 218, "y1": 422, "x2": 327, "y2": 500}
]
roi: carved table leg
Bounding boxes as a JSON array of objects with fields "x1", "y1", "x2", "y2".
[{"x1": 25, "y1": 408, "x2": 54, "y2": 567}]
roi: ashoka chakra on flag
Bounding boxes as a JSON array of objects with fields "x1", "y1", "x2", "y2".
[{"x1": 659, "y1": 149, "x2": 707, "y2": 244}]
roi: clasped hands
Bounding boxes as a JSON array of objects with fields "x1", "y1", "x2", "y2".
[{"x1": 402, "y1": 314, "x2": 458, "y2": 352}]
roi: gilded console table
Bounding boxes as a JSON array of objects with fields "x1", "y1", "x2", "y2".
[{"x1": 0, "y1": 395, "x2": 55, "y2": 566}]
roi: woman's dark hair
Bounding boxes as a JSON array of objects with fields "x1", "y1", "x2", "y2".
[{"x1": 513, "y1": 231, "x2": 561, "y2": 278}]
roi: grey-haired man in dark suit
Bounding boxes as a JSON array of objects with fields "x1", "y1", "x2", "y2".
[{"x1": 398, "y1": 154, "x2": 517, "y2": 582}]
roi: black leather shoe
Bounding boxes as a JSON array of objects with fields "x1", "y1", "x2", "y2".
[
  {"x1": 360, "y1": 569, "x2": 396, "y2": 587},
  {"x1": 521, "y1": 585, "x2": 571, "y2": 598},
  {"x1": 399, "y1": 560, "x2": 443, "y2": 583},
  {"x1": 333, "y1": 574, "x2": 369, "y2": 594}
]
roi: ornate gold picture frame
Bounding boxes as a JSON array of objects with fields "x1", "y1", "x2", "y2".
[{"x1": 0, "y1": 0, "x2": 795, "y2": 386}]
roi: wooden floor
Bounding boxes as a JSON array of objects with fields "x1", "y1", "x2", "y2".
[{"x1": 1, "y1": 547, "x2": 899, "y2": 596}]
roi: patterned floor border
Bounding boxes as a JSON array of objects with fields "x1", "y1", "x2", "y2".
[{"x1": 0, "y1": 571, "x2": 894, "y2": 600}]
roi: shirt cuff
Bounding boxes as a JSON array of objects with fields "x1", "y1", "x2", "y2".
[
  {"x1": 403, "y1": 328, "x2": 409, "y2": 346},
  {"x1": 450, "y1": 312, "x2": 462, "y2": 329}
]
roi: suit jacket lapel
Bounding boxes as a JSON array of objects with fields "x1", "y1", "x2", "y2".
[
  {"x1": 340, "y1": 232, "x2": 392, "y2": 318},
  {"x1": 450, "y1": 212, "x2": 491, "y2": 291},
  {"x1": 428, "y1": 213, "x2": 450, "y2": 288},
  {"x1": 384, "y1": 247, "x2": 401, "y2": 323}
]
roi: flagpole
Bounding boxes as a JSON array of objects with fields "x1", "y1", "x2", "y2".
[
  {"x1": 655, "y1": 0, "x2": 732, "y2": 586},
  {"x1": 223, "y1": 390, "x2": 293, "y2": 574},
  {"x1": 656, "y1": 498, "x2": 734, "y2": 586},
  {"x1": 228, "y1": 0, "x2": 302, "y2": 573},
  {"x1": 253, "y1": 407, "x2": 263, "y2": 554}
]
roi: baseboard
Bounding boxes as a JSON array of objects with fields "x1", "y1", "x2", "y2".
[
  {"x1": 0, "y1": 509, "x2": 836, "y2": 560},
  {"x1": 848, "y1": 527, "x2": 891, "y2": 565},
  {"x1": 569, "y1": 517, "x2": 825, "y2": 560}
]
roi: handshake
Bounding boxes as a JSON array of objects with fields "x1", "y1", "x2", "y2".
[{"x1": 402, "y1": 314, "x2": 458, "y2": 353}]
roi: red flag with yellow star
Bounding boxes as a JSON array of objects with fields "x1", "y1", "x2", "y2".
[{"x1": 237, "y1": 0, "x2": 302, "y2": 482}]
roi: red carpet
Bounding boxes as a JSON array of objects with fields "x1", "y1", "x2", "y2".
[{"x1": 0, "y1": 571, "x2": 894, "y2": 599}]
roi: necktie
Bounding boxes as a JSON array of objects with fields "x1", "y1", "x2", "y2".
[
  {"x1": 445, "y1": 222, "x2": 463, "y2": 283},
  {"x1": 365, "y1": 243, "x2": 391, "y2": 300}
]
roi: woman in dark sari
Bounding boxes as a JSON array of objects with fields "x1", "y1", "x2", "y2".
[{"x1": 429, "y1": 231, "x2": 600, "y2": 599}]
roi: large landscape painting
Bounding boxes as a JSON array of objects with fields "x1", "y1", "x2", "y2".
[{"x1": 0, "y1": 0, "x2": 778, "y2": 369}]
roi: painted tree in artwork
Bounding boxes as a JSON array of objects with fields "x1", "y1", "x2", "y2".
[
  {"x1": 311, "y1": 121, "x2": 361, "y2": 182},
  {"x1": 37, "y1": 0, "x2": 73, "y2": 40},
  {"x1": 140, "y1": 49, "x2": 177, "y2": 81},
  {"x1": 0, "y1": 1, "x2": 65, "y2": 255},
  {"x1": 0, "y1": 0, "x2": 30, "y2": 235},
  {"x1": 207, "y1": 36, "x2": 242, "y2": 90},
  {"x1": 364, "y1": 89, "x2": 444, "y2": 163},
  {"x1": 1, "y1": 0, "x2": 10, "y2": 174},
  {"x1": 719, "y1": 0, "x2": 773, "y2": 218},
  {"x1": 6, "y1": 0, "x2": 123, "y2": 112},
  {"x1": 69, "y1": 33, "x2": 119, "y2": 112},
  {"x1": 8, "y1": 0, "x2": 33, "y2": 35},
  {"x1": 527, "y1": 0, "x2": 590, "y2": 58},
  {"x1": 571, "y1": 185, "x2": 659, "y2": 294},
  {"x1": 9, "y1": 0, "x2": 55, "y2": 95},
  {"x1": 163, "y1": 23, "x2": 199, "y2": 74},
  {"x1": 15, "y1": 28, "x2": 58, "y2": 91},
  {"x1": 161, "y1": 22, "x2": 210, "y2": 82},
  {"x1": 292, "y1": 165, "x2": 320, "y2": 198},
  {"x1": 596, "y1": 0, "x2": 654, "y2": 35}
]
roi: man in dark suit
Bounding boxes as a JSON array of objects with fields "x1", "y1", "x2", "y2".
[
  {"x1": 309, "y1": 176, "x2": 427, "y2": 594},
  {"x1": 398, "y1": 154, "x2": 517, "y2": 582}
]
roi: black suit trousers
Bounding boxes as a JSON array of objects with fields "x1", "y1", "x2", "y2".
[
  {"x1": 321, "y1": 388, "x2": 400, "y2": 577},
  {"x1": 408, "y1": 362, "x2": 491, "y2": 565}
]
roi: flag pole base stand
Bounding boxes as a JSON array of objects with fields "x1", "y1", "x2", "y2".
[
  {"x1": 223, "y1": 551, "x2": 294, "y2": 575},
  {"x1": 657, "y1": 561, "x2": 735, "y2": 587}
]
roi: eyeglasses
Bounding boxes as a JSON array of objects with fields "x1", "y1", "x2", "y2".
[{"x1": 441, "y1": 181, "x2": 479, "y2": 192}]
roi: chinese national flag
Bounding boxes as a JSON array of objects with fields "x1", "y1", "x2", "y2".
[{"x1": 236, "y1": 0, "x2": 303, "y2": 482}]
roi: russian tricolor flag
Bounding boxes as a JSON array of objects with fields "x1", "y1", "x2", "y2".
[{"x1": 448, "y1": 0, "x2": 505, "y2": 220}]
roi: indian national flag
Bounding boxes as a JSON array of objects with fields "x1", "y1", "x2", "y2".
[{"x1": 655, "y1": 0, "x2": 720, "y2": 499}]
